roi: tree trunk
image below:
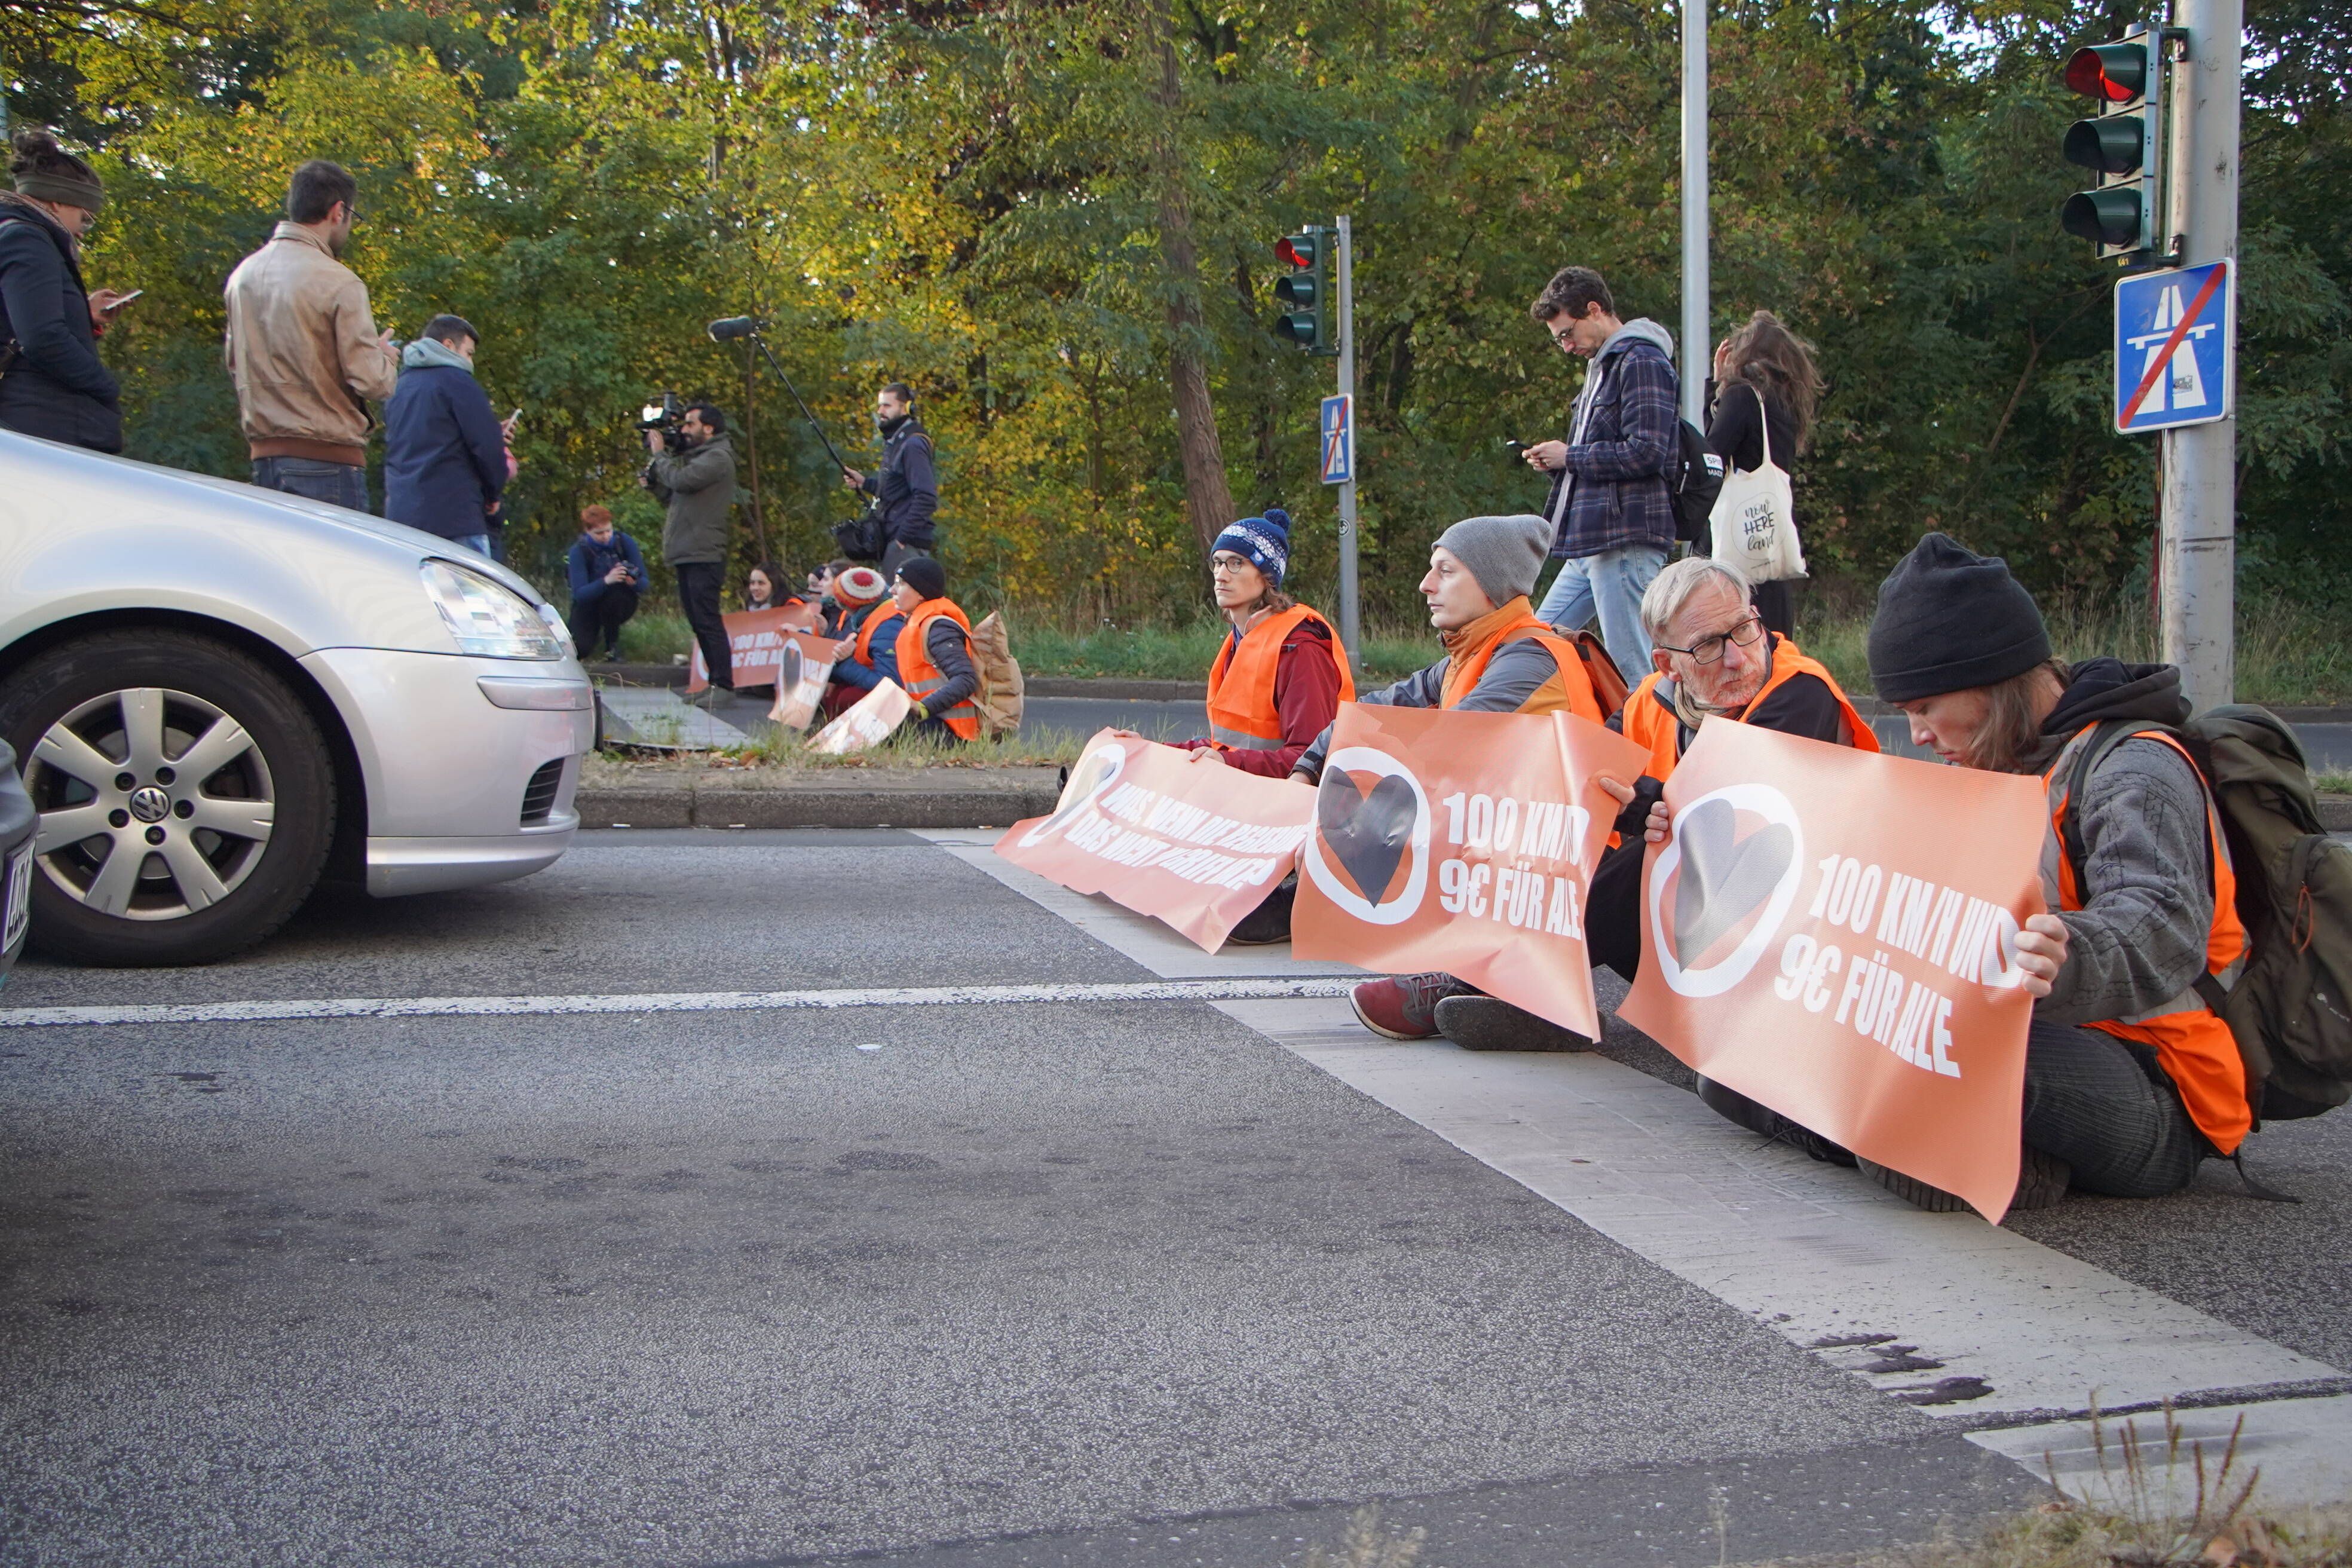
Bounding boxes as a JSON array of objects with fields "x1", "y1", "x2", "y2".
[{"x1": 1150, "y1": 9, "x2": 1233, "y2": 553}]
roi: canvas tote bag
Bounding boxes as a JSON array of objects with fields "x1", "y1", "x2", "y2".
[{"x1": 1708, "y1": 385, "x2": 1805, "y2": 583}]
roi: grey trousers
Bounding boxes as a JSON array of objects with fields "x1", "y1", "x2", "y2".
[{"x1": 2021, "y1": 1017, "x2": 2209, "y2": 1198}]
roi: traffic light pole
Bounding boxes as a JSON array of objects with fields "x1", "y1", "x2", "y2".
[
  {"x1": 1679, "y1": 0, "x2": 1709, "y2": 425},
  {"x1": 1335, "y1": 214, "x2": 1361, "y2": 675},
  {"x1": 2159, "y1": 0, "x2": 2240, "y2": 711}
]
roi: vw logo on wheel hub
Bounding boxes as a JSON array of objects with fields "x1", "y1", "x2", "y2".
[{"x1": 128, "y1": 786, "x2": 172, "y2": 825}]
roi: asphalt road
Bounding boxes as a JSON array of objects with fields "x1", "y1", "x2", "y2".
[{"x1": 2, "y1": 829, "x2": 2347, "y2": 1567}]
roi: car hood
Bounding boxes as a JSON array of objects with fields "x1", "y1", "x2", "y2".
[{"x1": 125, "y1": 460, "x2": 548, "y2": 607}]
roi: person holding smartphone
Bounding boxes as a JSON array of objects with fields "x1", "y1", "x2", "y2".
[
  {"x1": 566, "y1": 504, "x2": 646, "y2": 662},
  {"x1": 0, "y1": 130, "x2": 129, "y2": 453}
]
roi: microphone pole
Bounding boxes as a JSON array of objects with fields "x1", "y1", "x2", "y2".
[{"x1": 708, "y1": 317, "x2": 854, "y2": 477}]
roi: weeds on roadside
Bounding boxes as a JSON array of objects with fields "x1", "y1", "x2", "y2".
[{"x1": 1301, "y1": 1503, "x2": 1425, "y2": 1568}]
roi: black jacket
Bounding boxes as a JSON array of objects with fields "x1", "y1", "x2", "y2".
[
  {"x1": 860, "y1": 414, "x2": 939, "y2": 548},
  {"x1": 1705, "y1": 378, "x2": 1797, "y2": 480},
  {"x1": 0, "y1": 196, "x2": 121, "y2": 453}
]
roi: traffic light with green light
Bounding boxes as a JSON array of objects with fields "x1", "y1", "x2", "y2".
[
  {"x1": 2061, "y1": 26, "x2": 2161, "y2": 262},
  {"x1": 1273, "y1": 228, "x2": 1336, "y2": 356}
]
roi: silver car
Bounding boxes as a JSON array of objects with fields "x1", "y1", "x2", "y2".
[{"x1": 0, "y1": 431, "x2": 595, "y2": 966}]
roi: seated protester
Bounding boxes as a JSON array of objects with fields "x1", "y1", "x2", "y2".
[
  {"x1": 889, "y1": 556, "x2": 980, "y2": 742},
  {"x1": 1177, "y1": 509, "x2": 1353, "y2": 777},
  {"x1": 824, "y1": 565, "x2": 901, "y2": 716},
  {"x1": 565, "y1": 504, "x2": 645, "y2": 662},
  {"x1": 814, "y1": 557, "x2": 856, "y2": 635},
  {"x1": 744, "y1": 561, "x2": 789, "y2": 613},
  {"x1": 1435, "y1": 556, "x2": 1877, "y2": 1055},
  {"x1": 1282, "y1": 513, "x2": 1607, "y2": 1039},
  {"x1": 1825, "y1": 532, "x2": 2237, "y2": 1211},
  {"x1": 1158, "y1": 507, "x2": 1355, "y2": 947}
]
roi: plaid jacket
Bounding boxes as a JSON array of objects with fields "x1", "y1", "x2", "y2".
[{"x1": 1542, "y1": 326, "x2": 1680, "y2": 558}]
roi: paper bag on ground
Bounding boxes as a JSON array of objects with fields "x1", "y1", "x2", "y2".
[
  {"x1": 1616, "y1": 721, "x2": 2047, "y2": 1222},
  {"x1": 1292, "y1": 703, "x2": 1648, "y2": 1040},
  {"x1": 807, "y1": 679, "x2": 912, "y2": 755},
  {"x1": 995, "y1": 730, "x2": 1314, "y2": 951}
]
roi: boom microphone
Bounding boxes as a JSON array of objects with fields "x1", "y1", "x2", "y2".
[{"x1": 707, "y1": 316, "x2": 761, "y2": 342}]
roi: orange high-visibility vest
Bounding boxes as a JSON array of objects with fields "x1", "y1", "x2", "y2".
[
  {"x1": 1620, "y1": 633, "x2": 1879, "y2": 780},
  {"x1": 851, "y1": 602, "x2": 902, "y2": 669},
  {"x1": 895, "y1": 598, "x2": 982, "y2": 740},
  {"x1": 1205, "y1": 604, "x2": 1356, "y2": 752},
  {"x1": 1437, "y1": 598, "x2": 1603, "y2": 723},
  {"x1": 2042, "y1": 726, "x2": 2252, "y2": 1153}
]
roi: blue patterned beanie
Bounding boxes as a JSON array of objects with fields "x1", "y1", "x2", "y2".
[{"x1": 1211, "y1": 508, "x2": 1291, "y2": 585}]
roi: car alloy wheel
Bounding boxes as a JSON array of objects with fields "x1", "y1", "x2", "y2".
[{"x1": 25, "y1": 686, "x2": 278, "y2": 920}]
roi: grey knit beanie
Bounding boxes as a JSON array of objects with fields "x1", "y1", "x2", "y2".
[
  {"x1": 1434, "y1": 514, "x2": 1553, "y2": 607},
  {"x1": 9, "y1": 131, "x2": 104, "y2": 214},
  {"x1": 1866, "y1": 532, "x2": 2052, "y2": 702}
]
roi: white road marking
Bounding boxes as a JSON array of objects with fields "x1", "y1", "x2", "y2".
[
  {"x1": 0, "y1": 977, "x2": 1357, "y2": 1030},
  {"x1": 936, "y1": 830, "x2": 2352, "y2": 1503}
]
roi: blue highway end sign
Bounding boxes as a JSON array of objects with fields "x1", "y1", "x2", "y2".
[
  {"x1": 2114, "y1": 261, "x2": 2233, "y2": 434},
  {"x1": 1320, "y1": 394, "x2": 1354, "y2": 485}
]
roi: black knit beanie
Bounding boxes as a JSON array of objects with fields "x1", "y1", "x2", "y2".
[
  {"x1": 895, "y1": 555, "x2": 946, "y2": 603},
  {"x1": 1866, "y1": 533, "x2": 2052, "y2": 702}
]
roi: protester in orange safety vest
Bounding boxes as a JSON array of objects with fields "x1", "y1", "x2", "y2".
[
  {"x1": 890, "y1": 555, "x2": 981, "y2": 742},
  {"x1": 1284, "y1": 513, "x2": 1613, "y2": 1040},
  {"x1": 1820, "y1": 531, "x2": 2245, "y2": 1213},
  {"x1": 1434, "y1": 556, "x2": 1885, "y2": 1055},
  {"x1": 1135, "y1": 508, "x2": 1358, "y2": 945},
  {"x1": 819, "y1": 565, "x2": 899, "y2": 719}
]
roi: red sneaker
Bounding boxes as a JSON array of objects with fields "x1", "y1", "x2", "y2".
[{"x1": 1349, "y1": 972, "x2": 1475, "y2": 1040}]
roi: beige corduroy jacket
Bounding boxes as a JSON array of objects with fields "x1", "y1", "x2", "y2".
[{"x1": 222, "y1": 222, "x2": 399, "y2": 466}]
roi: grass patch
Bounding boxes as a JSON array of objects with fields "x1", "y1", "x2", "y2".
[
  {"x1": 615, "y1": 610, "x2": 693, "y2": 665},
  {"x1": 1797, "y1": 592, "x2": 2352, "y2": 707},
  {"x1": 595, "y1": 725, "x2": 1087, "y2": 772},
  {"x1": 2313, "y1": 768, "x2": 2351, "y2": 796}
]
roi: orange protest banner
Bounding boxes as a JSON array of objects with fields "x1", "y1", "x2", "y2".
[
  {"x1": 995, "y1": 730, "x2": 1315, "y2": 951},
  {"x1": 1292, "y1": 704, "x2": 1649, "y2": 1040},
  {"x1": 768, "y1": 637, "x2": 837, "y2": 731},
  {"x1": 1616, "y1": 721, "x2": 2049, "y2": 1222},
  {"x1": 687, "y1": 611, "x2": 831, "y2": 691}
]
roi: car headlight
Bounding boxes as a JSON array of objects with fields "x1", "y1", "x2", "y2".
[
  {"x1": 419, "y1": 559, "x2": 563, "y2": 659},
  {"x1": 535, "y1": 600, "x2": 577, "y2": 657}
]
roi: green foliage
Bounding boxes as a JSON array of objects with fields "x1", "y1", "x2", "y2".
[{"x1": 11, "y1": 0, "x2": 2349, "y2": 642}]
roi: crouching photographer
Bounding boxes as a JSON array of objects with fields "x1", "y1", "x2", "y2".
[{"x1": 640, "y1": 399, "x2": 738, "y2": 691}]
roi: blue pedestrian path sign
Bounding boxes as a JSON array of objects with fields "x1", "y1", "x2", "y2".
[
  {"x1": 1320, "y1": 394, "x2": 1353, "y2": 485},
  {"x1": 2114, "y1": 261, "x2": 2232, "y2": 434}
]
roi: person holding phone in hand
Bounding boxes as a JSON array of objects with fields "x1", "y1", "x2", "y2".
[{"x1": 0, "y1": 130, "x2": 128, "y2": 453}]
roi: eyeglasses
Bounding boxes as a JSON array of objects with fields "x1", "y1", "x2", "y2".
[
  {"x1": 1656, "y1": 614, "x2": 1764, "y2": 666},
  {"x1": 1549, "y1": 325, "x2": 1575, "y2": 345}
]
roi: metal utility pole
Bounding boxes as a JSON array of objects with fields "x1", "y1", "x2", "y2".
[
  {"x1": 2160, "y1": 0, "x2": 2240, "y2": 710},
  {"x1": 1679, "y1": 0, "x2": 1709, "y2": 425},
  {"x1": 1334, "y1": 214, "x2": 1361, "y2": 673}
]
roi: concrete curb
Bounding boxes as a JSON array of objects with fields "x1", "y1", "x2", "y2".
[
  {"x1": 2322, "y1": 797, "x2": 2352, "y2": 833},
  {"x1": 575, "y1": 780, "x2": 1059, "y2": 830}
]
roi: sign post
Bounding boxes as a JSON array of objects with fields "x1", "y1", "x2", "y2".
[
  {"x1": 1333, "y1": 215, "x2": 1360, "y2": 675},
  {"x1": 2157, "y1": 0, "x2": 2241, "y2": 713}
]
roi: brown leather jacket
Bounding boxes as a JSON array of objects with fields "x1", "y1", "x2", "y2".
[{"x1": 222, "y1": 222, "x2": 398, "y2": 465}]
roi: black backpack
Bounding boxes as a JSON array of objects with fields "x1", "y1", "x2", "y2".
[
  {"x1": 1670, "y1": 418, "x2": 1726, "y2": 544},
  {"x1": 2060, "y1": 706, "x2": 2352, "y2": 1129}
]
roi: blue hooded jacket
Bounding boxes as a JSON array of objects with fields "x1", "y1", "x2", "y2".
[{"x1": 383, "y1": 336, "x2": 507, "y2": 539}]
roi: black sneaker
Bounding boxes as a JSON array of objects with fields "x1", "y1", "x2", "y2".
[
  {"x1": 1226, "y1": 881, "x2": 1294, "y2": 946},
  {"x1": 1434, "y1": 996, "x2": 1593, "y2": 1052},
  {"x1": 1696, "y1": 1076, "x2": 1858, "y2": 1166},
  {"x1": 1860, "y1": 1144, "x2": 2071, "y2": 1214}
]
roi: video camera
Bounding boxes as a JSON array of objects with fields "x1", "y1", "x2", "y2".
[{"x1": 637, "y1": 392, "x2": 686, "y2": 440}]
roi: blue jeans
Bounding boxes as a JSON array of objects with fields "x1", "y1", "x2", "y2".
[
  {"x1": 251, "y1": 456, "x2": 369, "y2": 513},
  {"x1": 1536, "y1": 543, "x2": 1667, "y2": 676},
  {"x1": 448, "y1": 532, "x2": 495, "y2": 557}
]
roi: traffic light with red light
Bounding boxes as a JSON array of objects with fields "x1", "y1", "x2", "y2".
[
  {"x1": 2061, "y1": 26, "x2": 2161, "y2": 261},
  {"x1": 1273, "y1": 228, "x2": 1336, "y2": 356}
]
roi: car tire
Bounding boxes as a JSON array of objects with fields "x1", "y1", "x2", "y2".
[{"x1": 0, "y1": 630, "x2": 336, "y2": 966}]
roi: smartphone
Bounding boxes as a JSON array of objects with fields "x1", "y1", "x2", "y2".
[
  {"x1": 1505, "y1": 439, "x2": 1529, "y2": 458},
  {"x1": 507, "y1": 407, "x2": 523, "y2": 425},
  {"x1": 107, "y1": 289, "x2": 145, "y2": 310}
]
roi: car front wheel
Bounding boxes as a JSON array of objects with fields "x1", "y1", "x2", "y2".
[{"x1": 0, "y1": 630, "x2": 336, "y2": 966}]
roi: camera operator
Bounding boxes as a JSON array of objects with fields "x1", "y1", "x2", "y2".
[
  {"x1": 838, "y1": 381, "x2": 936, "y2": 574},
  {"x1": 641, "y1": 400, "x2": 738, "y2": 692}
]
